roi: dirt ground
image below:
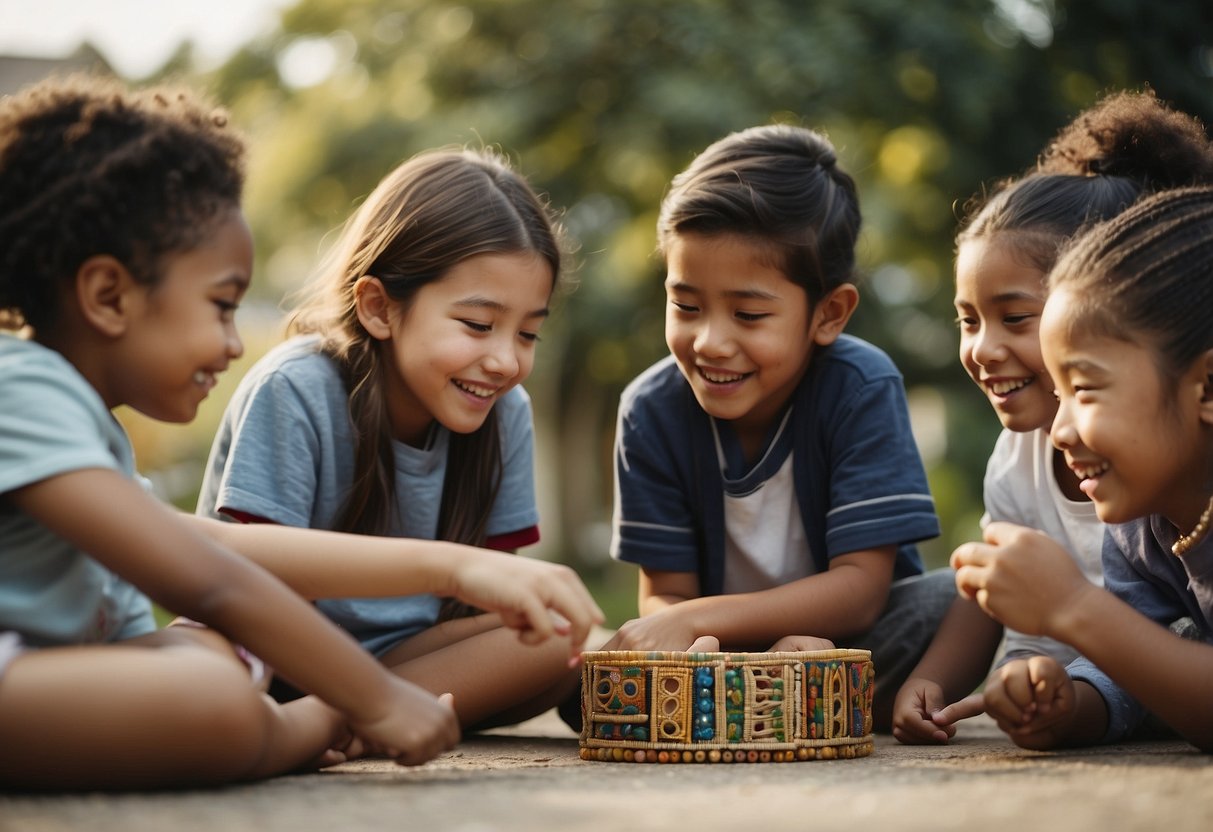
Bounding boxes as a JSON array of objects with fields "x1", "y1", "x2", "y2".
[{"x1": 2, "y1": 706, "x2": 1210, "y2": 832}]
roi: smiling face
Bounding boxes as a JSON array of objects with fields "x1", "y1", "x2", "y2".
[
  {"x1": 954, "y1": 237, "x2": 1056, "y2": 433},
  {"x1": 114, "y1": 207, "x2": 252, "y2": 422},
  {"x1": 1041, "y1": 286, "x2": 1212, "y2": 530},
  {"x1": 664, "y1": 233, "x2": 826, "y2": 450},
  {"x1": 378, "y1": 251, "x2": 552, "y2": 446}
]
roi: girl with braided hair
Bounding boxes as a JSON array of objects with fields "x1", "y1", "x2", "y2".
[
  {"x1": 894, "y1": 89, "x2": 1213, "y2": 745},
  {"x1": 953, "y1": 185, "x2": 1213, "y2": 751}
]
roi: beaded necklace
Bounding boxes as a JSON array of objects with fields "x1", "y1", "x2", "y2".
[{"x1": 1172, "y1": 494, "x2": 1213, "y2": 556}]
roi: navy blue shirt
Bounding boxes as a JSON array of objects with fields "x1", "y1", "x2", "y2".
[
  {"x1": 1068, "y1": 515, "x2": 1213, "y2": 742},
  {"x1": 610, "y1": 335, "x2": 939, "y2": 596}
]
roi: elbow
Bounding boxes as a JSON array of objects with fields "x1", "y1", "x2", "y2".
[
  {"x1": 850, "y1": 598, "x2": 884, "y2": 634},
  {"x1": 847, "y1": 578, "x2": 891, "y2": 634}
]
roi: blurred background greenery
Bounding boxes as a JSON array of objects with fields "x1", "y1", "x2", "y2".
[{"x1": 22, "y1": 0, "x2": 1213, "y2": 626}]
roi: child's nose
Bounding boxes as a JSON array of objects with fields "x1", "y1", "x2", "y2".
[
  {"x1": 1049, "y1": 403, "x2": 1076, "y2": 449},
  {"x1": 227, "y1": 324, "x2": 244, "y2": 360},
  {"x1": 483, "y1": 337, "x2": 520, "y2": 377},
  {"x1": 693, "y1": 320, "x2": 733, "y2": 358},
  {"x1": 971, "y1": 328, "x2": 1005, "y2": 365}
]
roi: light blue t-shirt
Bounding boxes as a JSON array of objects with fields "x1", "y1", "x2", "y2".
[
  {"x1": 196, "y1": 335, "x2": 541, "y2": 655},
  {"x1": 0, "y1": 336, "x2": 156, "y2": 647}
]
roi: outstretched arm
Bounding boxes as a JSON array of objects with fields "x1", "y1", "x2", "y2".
[
  {"x1": 611, "y1": 547, "x2": 895, "y2": 652},
  {"x1": 184, "y1": 514, "x2": 603, "y2": 653},
  {"x1": 13, "y1": 468, "x2": 461, "y2": 763}
]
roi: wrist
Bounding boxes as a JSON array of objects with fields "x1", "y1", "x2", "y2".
[
  {"x1": 1042, "y1": 581, "x2": 1106, "y2": 646},
  {"x1": 434, "y1": 540, "x2": 477, "y2": 599}
]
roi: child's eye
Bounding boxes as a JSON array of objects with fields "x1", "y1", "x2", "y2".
[
  {"x1": 519, "y1": 330, "x2": 541, "y2": 343},
  {"x1": 461, "y1": 320, "x2": 492, "y2": 333},
  {"x1": 670, "y1": 300, "x2": 698, "y2": 313},
  {"x1": 735, "y1": 311, "x2": 769, "y2": 322},
  {"x1": 215, "y1": 300, "x2": 239, "y2": 320},
  {"x1": 953, "y1": 315, "x2": 977, "y2": 329},
  {"x1": 1004, "y1": 314, "x2": 1034, "y2": 326}
]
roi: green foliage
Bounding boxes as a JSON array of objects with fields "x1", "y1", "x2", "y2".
[{"x1": 154, "y1": 0, "x2": 1212, "y2": 579}]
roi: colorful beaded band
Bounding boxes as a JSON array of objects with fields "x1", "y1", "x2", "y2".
[{"x1": 577, "y1": 648, "x2": 874, "y2": 763}]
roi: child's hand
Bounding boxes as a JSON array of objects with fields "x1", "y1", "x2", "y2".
[
  {"x1": 347, "y1": 683, "x2": 461, "y2": 767},
  {"x1": 449, "y1": 552, "x2": 604, "y2": 657},
  {"x1": 983, "y1": 656, "x2": 1075, "y2": 749},
  {"x1": 892, "y1": 679, "x2": 985, "y2": 745},
  {"x1": 608, "y1": 608, "x2": 703, "y2": 652},
  {"x1": 951, "y1": 521, "x2": 1095, "y2": 638},
  {"x1": 768, "y1": 635, "x2": 835, "y2": 653}
]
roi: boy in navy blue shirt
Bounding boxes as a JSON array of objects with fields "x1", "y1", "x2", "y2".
[{"x1": 607, "y1": 125, "x2": 954, "y2": 729}]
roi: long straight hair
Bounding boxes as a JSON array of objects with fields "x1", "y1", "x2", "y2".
[{"x1": 288, "y1": 148, "x2": 561, "y2": 618}]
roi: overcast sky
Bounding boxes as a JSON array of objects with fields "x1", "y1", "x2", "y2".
[{"x1": 0, "y1": 0, "x2": 294, "y2": 77}]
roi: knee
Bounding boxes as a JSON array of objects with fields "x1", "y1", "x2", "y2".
[{"x1": 158, "y1": 650, "x2": 274, "y2": 770}]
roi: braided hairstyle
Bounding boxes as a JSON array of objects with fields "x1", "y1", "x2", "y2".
[
  {"x1": 657, "y1": 124, "x2": 861, "y2": 307},
  {"x1": 0, "y1": 73, "x2": 245, "y2": 333},
  {"x1": 957, "y1": 89, "x2": 1213, "y2": 275},
  {"x1": 1047, "y1": 186, "x2": 1213, "y2": 390}
]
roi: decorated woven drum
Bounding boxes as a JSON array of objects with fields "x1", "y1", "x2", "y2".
[{"x1": 577, "y1": 648, "x2": 874, "y2": 764}]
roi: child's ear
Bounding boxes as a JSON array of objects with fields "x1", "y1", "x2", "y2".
[
  {"x1": 354, "y1": 276, "x2": 393, "y2": 340},
  {"x1": 75, "y1": 255, "x2": 136, "y2": 337},
  {"x1": 810, "y1": 283, "x2": 859, "y2": 346},
  {"x1": 1198, "y1": 348, "x2": 1213, "y2": 426}
]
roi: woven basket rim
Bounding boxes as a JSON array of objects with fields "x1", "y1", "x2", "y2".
[{"x1": 581, "y1": 648, "x2": 872, "y2": 663}]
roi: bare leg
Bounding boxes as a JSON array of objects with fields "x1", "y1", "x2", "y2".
[
  {"x1": 379, "y1": 615, "x2": 576, "y2": 731},
  {"x1": 0, "y1": 641, "x2": 347, "y2": 791}
]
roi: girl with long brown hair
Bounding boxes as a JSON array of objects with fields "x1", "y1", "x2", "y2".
[{"x1": 198, "y1": 147, "x2": 599, "y2": 729}]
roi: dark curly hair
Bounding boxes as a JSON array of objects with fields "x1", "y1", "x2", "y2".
[
  {"x1": 1037, "y1": 88, "x2": 1213, "y2": 186},
  {"x1": 957, "y1": 89, "x2": 1213, "y2": 274},
  {"x1": 0, "y1": 73, "x2": 246, "y2": 332}
]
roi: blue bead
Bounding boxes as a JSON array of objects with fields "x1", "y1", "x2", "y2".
[
  {"x1": 698, "y1": 698, "x2": 713, "y2": 713},
  {"x1": 698, "y1": 686, "x2": 712, "y2": 699},
  {"x1": 697, "y1": 713, "x2": 713, "y2": 727}
]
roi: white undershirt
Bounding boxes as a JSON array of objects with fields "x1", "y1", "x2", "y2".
[{"x1": 716, "y1": 410, "x2": 814, "y2": 594}]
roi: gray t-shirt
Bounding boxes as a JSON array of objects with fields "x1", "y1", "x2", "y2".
[
  {"x1": 0, "y1": 336, "x2": 156, "y2": 647},
  {"x1": 196, "y1": 336, "x2": 540, "y2": 655}
]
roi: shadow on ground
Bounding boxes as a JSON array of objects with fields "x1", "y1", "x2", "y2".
[{"x1": 3, "y1": 709, "x2": 1210, "y2": 832}]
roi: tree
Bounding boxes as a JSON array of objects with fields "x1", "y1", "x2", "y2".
[{"x1": 181, "y1": 0, "x2": 1211, "y2": 587}]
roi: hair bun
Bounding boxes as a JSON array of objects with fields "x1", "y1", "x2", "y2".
[{"x1": 1038, "y1": 89, "x2": 1213, "y2": 189}]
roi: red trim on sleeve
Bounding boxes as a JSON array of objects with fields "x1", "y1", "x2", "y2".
[
  {"x1": 219, "y1": 508, "x2": 278, "y2": 525},
  {"x1": 485, "y1": 526, "x2": 540, "y2": 551}
]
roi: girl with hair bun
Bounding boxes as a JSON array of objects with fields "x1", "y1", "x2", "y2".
[{"x1": 895, "y1": 89, "x2": 1213, "y2": 744}]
